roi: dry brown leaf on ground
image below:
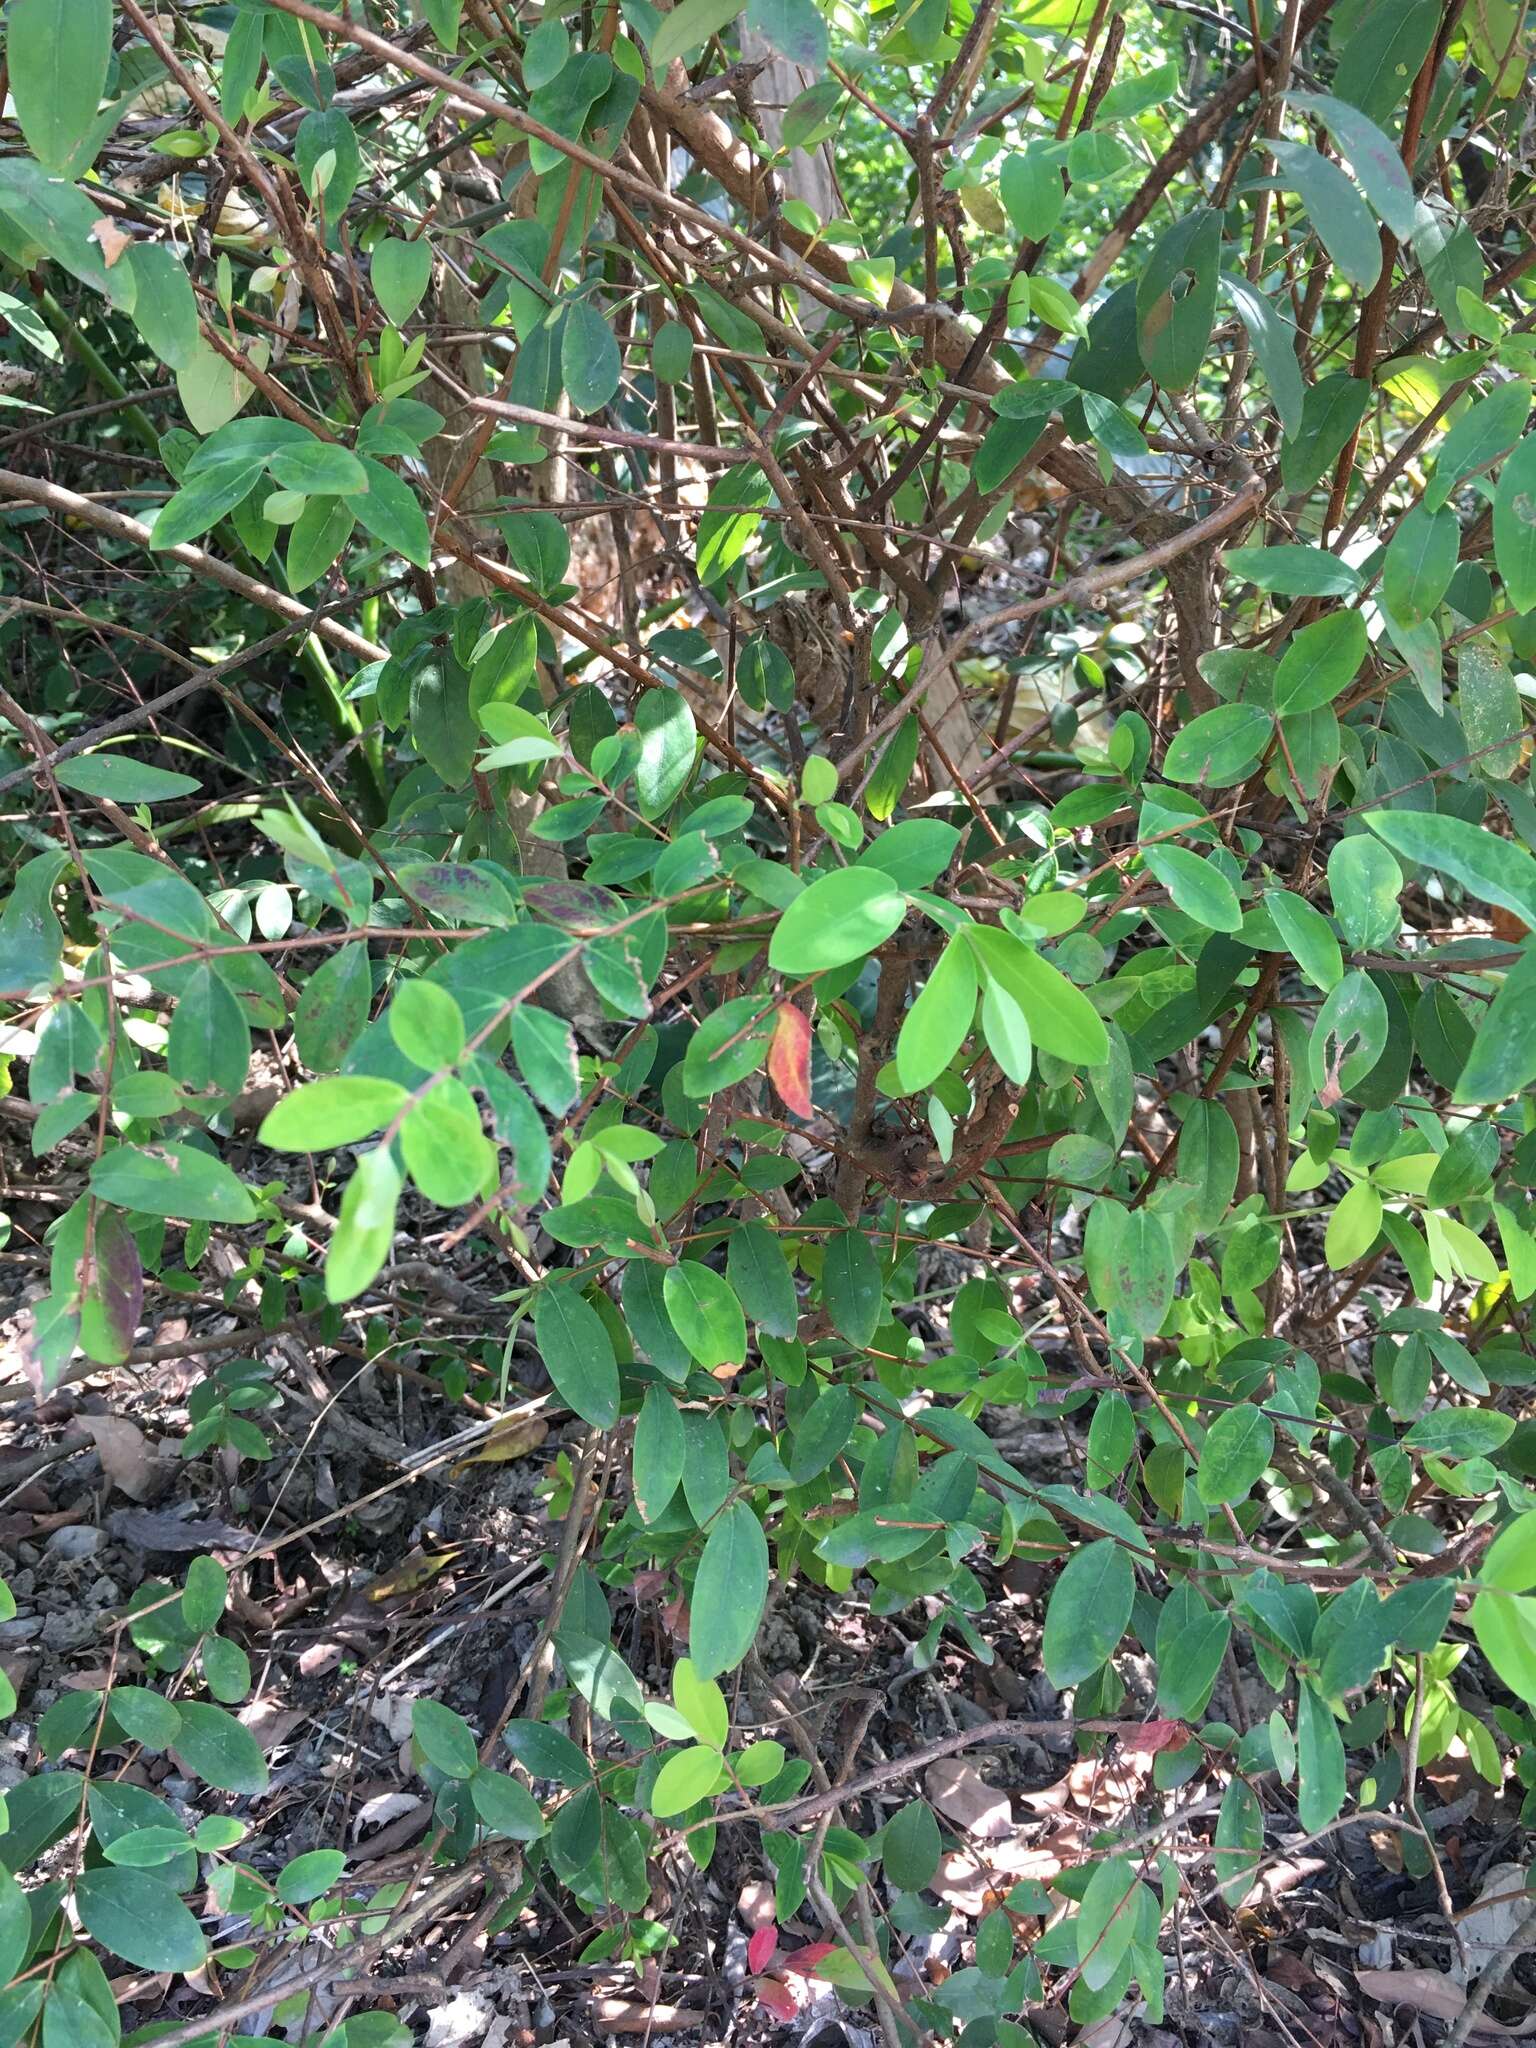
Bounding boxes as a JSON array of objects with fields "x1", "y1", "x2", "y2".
[
  {"x1": 80, "y1": 1416, "x2": 171, "y2": 1501},
  {"x1": 926, "y1": 1759, "x2": 1015, "y2": 1840},
  {"x1": 1357, "y1": 1969, "x2": 1536, "y2": 2035},
  {"x1": 1454, "y1": 1866, "x2": 1533, "y2": 1986}
]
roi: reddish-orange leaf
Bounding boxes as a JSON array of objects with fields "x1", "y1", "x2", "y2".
[{"x1": 768, "y1": 1003, "x2": 813, "y2": 1119}]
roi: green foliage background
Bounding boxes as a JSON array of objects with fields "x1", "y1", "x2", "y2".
[{"x1": 2, "y1": 0, "x2": 1536, "y2": 2030}]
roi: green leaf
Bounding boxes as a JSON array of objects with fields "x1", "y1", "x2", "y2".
[
  {"x1": 1363, "y1": 808, "x2": 1536, "y2": 928},
  {"x1": 896, "y1": 933, "x2": 978, "y2": 1092},
  {"x1": 883, "y1": 1800, "x2": 942, "y2": 1892},
  {"x1": 653, "y1": 320, "x2": 694, "y2": 383},
  {"x1": 823, "y1": 1228, "x2": 882, "y2": 1346},
  {"x1": 412, "y1": 1699, "x2": 479, "y2": 1778},
  {"x1": 108, "y1": 1687, "x2": 180, "y2": 1750},
  {"x1": 295, "y1": 943, "x2": 372, "y2": 1071},
  {"x1": 1098, "y1": 1206, "x2": 1174, "y2": 1337},
  {"x1": 855, "y1": 819, "x2": 960, "y2": 891},
  {"x1": 1213, "y1": 1778, "x2": 1263, "y2": 1908},
  {"x1": 1454, "y1": 947, "x2": 1536, "y2": 1104},
  {"x1": 1162, "y1": 703, "x2": 1272, "y2": 787},
  {"x1": 172, "y1": 1700, "x2": 269, "y2": 1793},
  {"x1": 1494, "y1": 432, "x2": 1536, "y2": 614},
  {"x1": 1042, "y1": 1539, "x2": 1134, "y2": 1685},
  {"x1": 125, "y1": 244, "x2": 201, "y2": 370},
  {"x1": 562, "y1": 299, "x2": 621, "y2": 414},
  {"x1": 1198, "y1": 1405, "x2": 1275, "y2": 1505},
  {"x1": 1426, "y1": 380, "x2": 1531, "y2": 512},
  {"x1": 1295, "y1": 1683, "x2": 1345, "y2": 1831},
  {"x1": 1273, "y1": 611, "x2": 1367, "y2": 715},
  {"x1": 650, "y1": 1743, "x2": 727, "y2": 1816},
  {"x1": 1269, "y1": 140, "x2": 1381, "y2": 288},
  {"x1": 634, "y1": 1385, "x2": 685, "y2": 1523},
  {"x1": 1333, "y1": 0, "x2": 1440, "y2": 121},
  {"x1": 153, "y1": 460, "x2": 267, "y2": 551},
  {"x1": 1403, "y1": 1408, "x2": 1513, "y2": 1456},
  {"x1": 1135, "y1": 210, "x2": 1220, "y2": 391},
  {"x1": 1076, "y1": 1856, "x2": 1142, "y2": 1992},
  {"x1": 1459, "y1": 643, "x2": 1524, "y2": 781},
  {"x1": 286, "y1": 494, "x2": 355, "y2": 592},
  {"x1": 54, "y1": 755, "x2": 200, "y2": 803},
  {"x1": 389, "y1": 979, "x2": 465, "y2": 1071},
  {"x1": 259, "y1": 1076, "x2": 406, "y2": 1150},
  {"x1": 696, "y1": 463, "x2": 772, "y2": 584},
  {"x1": 269, "y1": 439, "x2": 370, "y2": 497},
  {"x1": 727, "y1": 1223, "x2": 798, "y2": 1339},
  {"x1": 371, "y1": 237, "x2": 433, "y2": 326},
  {"x1": 966, "y1": 927, "x2": 1107, "y2": 1065},
  {"x1": 1143, "y1": 844, "x2": 1242, "y2": 933},
  {"x1": 352, "y1": 458, "x2": 432, "y2": 568},
  {"x1": 745, "y1": 0, "x2": 827, "y2": 66},
  {"x1": 635, "y1": 688, "x2": 698, "y2": 817},
  {"x1": 326, "y1": 1143, "x2": 403, "y2": 1304},
  {"x1": 167, "y1": 963, "x2": 250, "y2": 1100},
  {"x1": 75, "y1": 1869, "x2": 207, "y2": 1973},
  {"x1": 650, "y1": 0, "x2": 745, "y2": 70},
  {"x1": 999, "y1": 145, "x2": 1065, "y2": 240},
  {"x1": 0, "y1": 159, "x2": 125, "y2": 305},
  {"x1": 8, "y1": 0, "x2": 112, "y2": 177},
  {"x1": 1223, "y1": 544, "x2": 1360, "y2": 596},
  {"x1": 0, "y1": 1868, "x2": 30, "y2": 1989},
  {"x1": 681, "y1": 993, "x2": 776, "y2": 1098},
  {"x1": 663, "y1": 1260, "x2": 747, "y2": 1371},
  {"x1": 89, "y1": 1143, "x2": 255, "y2": 1225},
  {"x1": 1221, "y1": 273, "x2": 1304, "y2": 439},
  {"x1": 1382, "y1": 505, "x2": 1459, "y2": 626},
  {"x1": 769, "y1": 867, "x2": 907, "y2": 975},
  {"x1": 470, "y1": 1769, "x2": 547, "y2": 1839},
  {"x1": 275, "y1": 1849, "x2": 346, "y2": 1904},
  {"x1": 534, "y1": 1283, "x2": 620, "y2": 1427},
  {"x1": 1280, "y1": 374, "x2": 1371, "y2": 494},
  {"x1": 673, "y1": 1658, "x2": 729, "y2": 1748},
  {"x1": 182, "y1": 1555, "x2": 227, "y2": 1635},
  {"x1": 1286, "y1": 92, "x2": 1416, "y2": 239},
  {"x1": 690, "y1": 1500, "x2": 768, "y2": 1680},
  {"x1": 1471, "y1": 1586, "x2": 1536, "y2": 1705},
  {"x1": 1155, "y1": 1584, "x2": 1230, "y2": 1719},
  {"x1": 1265, "y1": 889, "x2": 1343, "y2": 991}
]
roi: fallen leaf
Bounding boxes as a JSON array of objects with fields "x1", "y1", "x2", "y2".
[
  {"x1": 108, "y1": 1507, "x2": 251, "y2": 1550},
  {"x1": 748, "y1": 1925, "x2": 777, "y2": 1974},
  {"x1": 738, "y1": 1880, "x2": 776, "y2": 1929},
  {"x1": 927, "y1": 1759, "x2": 1015, "y2": 1840},
  {"x1": 450, "y1": 1414, "x2": 548, "y2": 1472},
  {"x1": 89, "y1": 218, "x2": 134, "y2": 267},
  {"x1": 81, "y1": 1416, "x2": 167, "y2": 1502},
  {"x1": 1454, "y1": 1865, "x2": 1534, "y2": 1987},
  {"x1": 366, "y1": 1544, "x2": 466, "y2": 1602},
  {"x1": 1357, "y1": 1968, "x2": 1536, "y2": 2035},
  {"x1": 768, "y1": 1003, "x2": 813, "y2": 1119}
]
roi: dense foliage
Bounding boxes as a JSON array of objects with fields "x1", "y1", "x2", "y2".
[{"x1": 3, "y1": 0, "x2": 1536, "y2": 2035}]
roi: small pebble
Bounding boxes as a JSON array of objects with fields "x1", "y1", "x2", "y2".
[{"x1": 44, "y1": 1526, "x2": 102, "y2": 1562}]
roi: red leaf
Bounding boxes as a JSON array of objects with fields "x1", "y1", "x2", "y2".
[
  {"x1": 783, "y1": 1943, "x2": 835, "y2": 1978},
  {"x1": 1120, "y1": 1717, "x2": 1188, "y2": 1755},
  {"x1": 748, "y1": 1925, "x2": 778, "y2": 1974},
  {"x1": 768, "y1": 1003, "x2": 813, "y2": 1119},
  {"x1": 755, "y1": 1978, "x2": 798, "y2": 2022},
  {"x1": 78, "y1": 1209, "x2": 142, "y2": 1367}
]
